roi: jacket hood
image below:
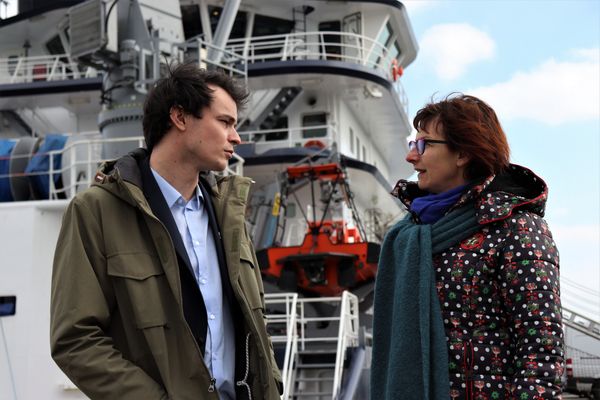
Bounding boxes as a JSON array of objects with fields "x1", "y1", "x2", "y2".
[
  {"x1": 91, "y1": 148, "x2": 148, "y2": 206},
  {"x1": 392, "y1": 164, "x2": 548, "y2": 225}
]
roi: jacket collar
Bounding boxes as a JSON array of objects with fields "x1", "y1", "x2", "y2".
[{"x1": 139, "y1": 156, "x2": 196, "y2": 279}]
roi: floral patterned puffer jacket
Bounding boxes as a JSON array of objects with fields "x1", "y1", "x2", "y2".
[{"x1": 392, "y1": 164, "x2": 564, "y2": 400}]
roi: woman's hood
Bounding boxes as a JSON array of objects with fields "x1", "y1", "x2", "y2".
[{"x1": 392, "y1": 164, "x2": 549, "y2": 224}]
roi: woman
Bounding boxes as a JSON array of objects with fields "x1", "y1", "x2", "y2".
[{"x1": 371, "y1": 94, "x2": 563, "y2": 400}]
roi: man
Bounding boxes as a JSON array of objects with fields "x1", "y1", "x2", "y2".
[{"x1": 50, "y1": 63, "x2": 283, "y2": 400}]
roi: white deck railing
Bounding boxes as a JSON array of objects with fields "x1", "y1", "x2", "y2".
[
  {"x1": 0, "y1": 134, "x2": 245, "y2": 201},
  {"x1": 0, "y1": 31, "x2": 408, "y2": 112},
  {"x1": 225, "y1": 31, "x2": 408, "y2": 113},
  {"x1": 0, "y1": 54, "x2": 99, "y2": 84},
  {"x1": 239, "y1": 124, "x2": 337, "y2": 154}
]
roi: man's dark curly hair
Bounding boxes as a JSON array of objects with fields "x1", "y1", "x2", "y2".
[{"x1": 142, "y1": 62, "x2": 248, "y2": 152}]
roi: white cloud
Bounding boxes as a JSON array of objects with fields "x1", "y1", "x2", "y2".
[
  {"x1": 571, "y1": 47, "x2": 600, "y2": 63},
  {"x1": 420, "y1": 23, "x2": 495, "y2": 81},
  {"x1": 469, "y1": 48, "x2": 600, "y2": 125}
]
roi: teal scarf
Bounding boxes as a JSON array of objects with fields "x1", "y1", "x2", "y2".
[{"x1": 371, "y1": 205, "x2": 480, "y2": 400}]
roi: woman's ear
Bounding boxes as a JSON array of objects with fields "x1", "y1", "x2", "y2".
[
  {"x1": 456, "y1": 152, "x2": 471, "y2": 168},
  {"x1": 169, "y1": 106, "x2": 186, "y2": 131}
]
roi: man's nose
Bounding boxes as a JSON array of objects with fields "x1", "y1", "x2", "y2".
[{"x1": 230, "y1": 128, "x2": 241, "y2": 145}]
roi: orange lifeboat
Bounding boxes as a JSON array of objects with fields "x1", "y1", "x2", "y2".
[{"x1": 255, "y1": 163, "x2": 380, "y2": 297}]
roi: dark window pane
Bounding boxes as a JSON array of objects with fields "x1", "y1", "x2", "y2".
[
  {"x1": 264, "y1": 116, "x2": 289, "y2": 141},
  {"x1": 209, "y1": 6, "x2": 247, "y2": 39},
  {"x1": 319, "y1": 20, "x2": 341, "y2": 60},
  {"x1": 302, "y1": 113, "x2": 327, "y2": 138},
  {"x1": 252, "y1": 14, "x2": 294, "y2": 36},
  {"x1": 181, "y1": 5, "x2": 203, "y2": 40},
  {"x1": 0, "y1": 296, "x2": 16, "y2": 317}
]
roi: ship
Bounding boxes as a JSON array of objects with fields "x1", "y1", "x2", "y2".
[
  {"x1": 0, "y1": 0, "x2": 418, "y2": 398},
  {"x1": 0, "y1": 1, "x2": 598, "y2": 399}
]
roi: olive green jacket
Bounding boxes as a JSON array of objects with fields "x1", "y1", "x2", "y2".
[{"x1": 50, "y1": 151, "x2": 282, "y2": 399}]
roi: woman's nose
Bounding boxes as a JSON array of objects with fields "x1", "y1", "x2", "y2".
[{"x1": 406, "y1": 146, "x2": 419, "y2": 164}]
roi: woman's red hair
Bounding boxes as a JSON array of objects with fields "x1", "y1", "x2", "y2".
[{"x1": 413, "y1": 94, "x2": 510, "y2": 180}]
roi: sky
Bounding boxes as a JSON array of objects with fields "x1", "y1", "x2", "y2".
[
  {"x1": 1, "y1": 0, "x2": 598, "y2": 319},
  {"x1": 401, "y1": 0, "x2": 600, "y2": 321}
]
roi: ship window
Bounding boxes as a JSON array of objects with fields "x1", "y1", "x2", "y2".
[
  {"x1": 181, "y1": 4, "x2": 203, "y2": 40},
  {"x1": 253, "y1": 14, "x2": 294, "y2": 36},
  {"x1": 0, "y1": 296, "x2": 16, "y2": 317},
  {"x1": 362, "y1": 145, "x2": 367, "y2": 162},
  {"x1": 302, "y1": 113, "x2": 327, "y2": 138},
  {"x1": 209, "y1": 6, "x2": 247, "y2": 39},
  {"x1": 45, "y1": 34, "x2": 65, "y2": 55},
  {"x1": 319, "y1": 20, "x2": 342, "y2": 60},
  {"x1": 285, "y1": 203, "x2": 296, "y2": 218},
  {"x1": 389, "y1": 42, "x2": 401, "y2": 61},
  {"x1": 356, "y1": 137, "x2": 360, "y2": 158},
  {"x1": 349, "y1": 127, "x2": 354, "y2": 153},
  {"x1": 264, "y1": 116, "x2": 289, "y2": 141},
  {"x1": 368, "y1": 22, "x2": 392, "y2": 67}
]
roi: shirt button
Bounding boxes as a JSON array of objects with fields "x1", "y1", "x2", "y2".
[
  {"x1": 200, "y1": 278, "x2": 207, "y2": 285},
  {"x1": 194, "y1": 240, "x2": 200, "y2": 246},
  {"x1": 209, "y1": 314, "x2": 216, "y2": 320}
]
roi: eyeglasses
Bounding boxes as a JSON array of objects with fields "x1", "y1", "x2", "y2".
[{"x1": 408, "y1": 138, "x2": 448, "y2": 155}]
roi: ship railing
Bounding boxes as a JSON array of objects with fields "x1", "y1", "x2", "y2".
[
  {"x1": 264, "y1": 293, "x2": 299, "y2": 400},
  {"x1": 225, "y1": 31, "x2": 409, "y2": 114},
  {"x1": 173, "y1": 37, "x2": 248, "y2": 83},
  {"x1": 563, "y1": 306, "x2": 600, "y2": 341},
  {"x1": 0, "y1": 54, "x2": 99, "y2": 84},
  {"x1": 239, "y1": 124, "x2": 337, "y2": 154},
  {"x1": 0, "y1": 134, "x2": 244, "y2": 202}
]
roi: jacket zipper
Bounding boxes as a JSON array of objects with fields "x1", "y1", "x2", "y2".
[
  {"x1": 208, "y1": 378, "x2": 216, "y2": 393},
  {"x1": 236, "y1": 333, "x2": 252, "y2": 400},
  {"x1": 136, "y1": 179, "x2": 227, "y2": 397}
]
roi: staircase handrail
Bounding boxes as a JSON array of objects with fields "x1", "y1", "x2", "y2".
[
  {"x1": 333, "y1": 291, "x2": 359, "y2": 399},
  {"x1": 264, "y1": 292, "x2": 299, "y2": 400}
]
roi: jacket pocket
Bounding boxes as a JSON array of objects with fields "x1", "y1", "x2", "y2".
[{"x1": 107, "y1": 252, "x2": 169, "y2": 329}]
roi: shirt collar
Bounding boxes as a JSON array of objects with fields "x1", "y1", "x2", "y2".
[{"x1": 150, "y1": 167, "x2": 203, "y2": 210}]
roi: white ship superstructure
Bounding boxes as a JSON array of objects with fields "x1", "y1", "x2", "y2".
[{"x1": 0, "y1": 1, "x2": 419, "y2": 397}]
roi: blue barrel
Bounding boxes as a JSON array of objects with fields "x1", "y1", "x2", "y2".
[{"x1": 25, "y1": 134, "x2": 68, "y2": 199}]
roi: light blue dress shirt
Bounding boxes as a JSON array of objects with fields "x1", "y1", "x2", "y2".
[{"x1": 151, "y1": 169, "x2": 236, "y2": 400}]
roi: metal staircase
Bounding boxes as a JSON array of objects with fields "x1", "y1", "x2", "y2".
[
  {"x1": 245, "y1": 87, "x2": 302, "y2": 133},
  {"x1": 265, "y1": 291, "x2": 363, "y2": 400}
]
